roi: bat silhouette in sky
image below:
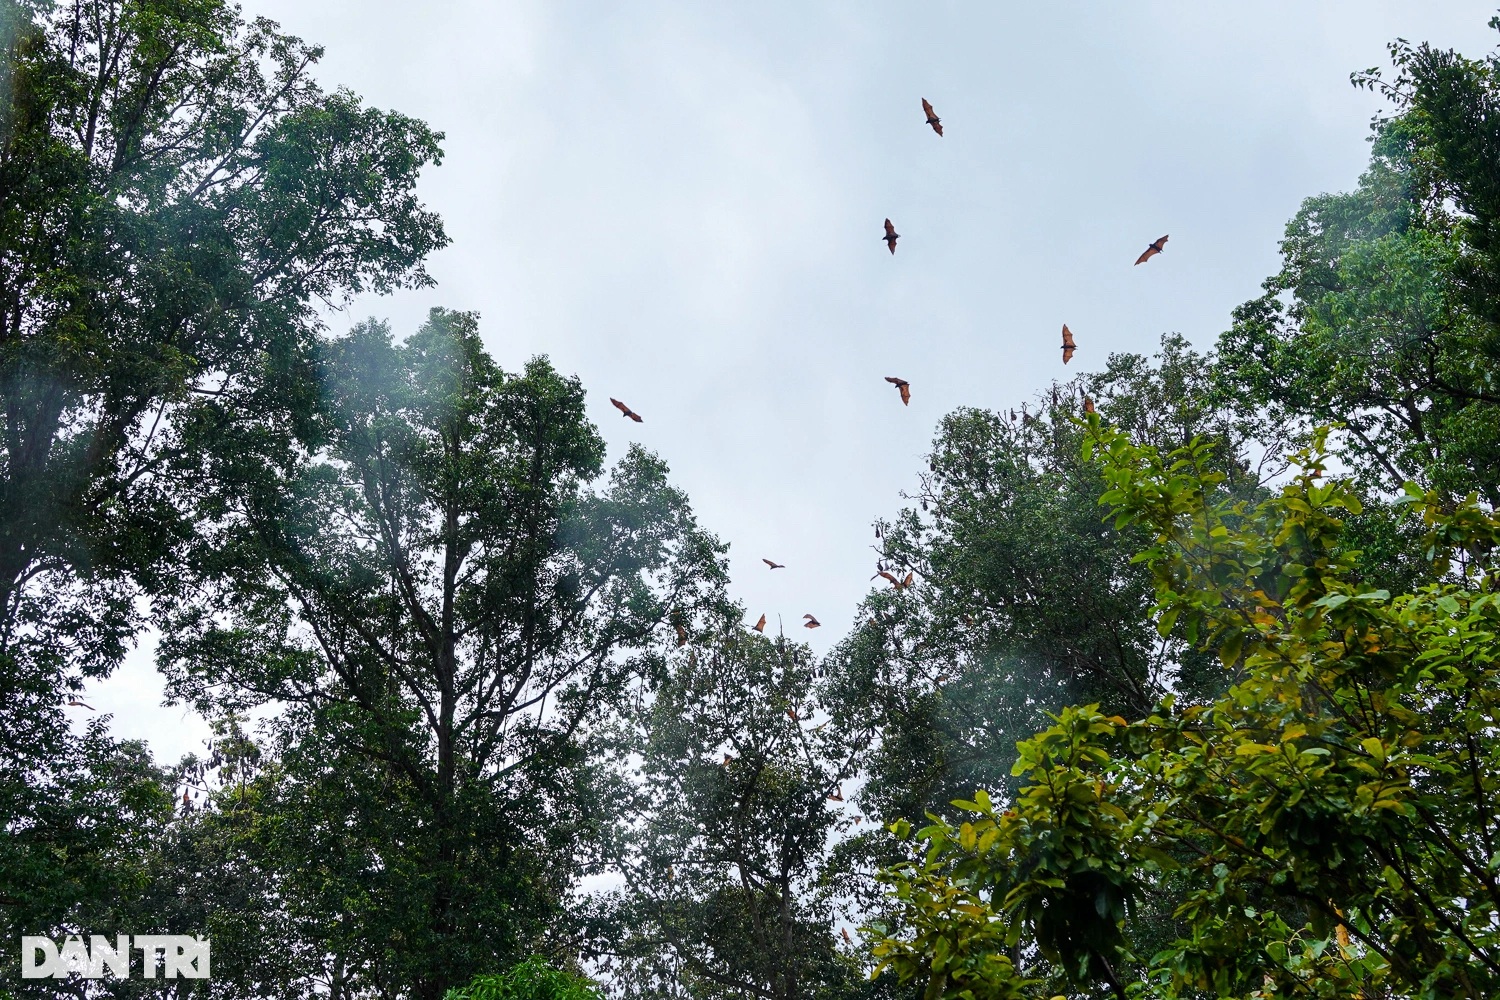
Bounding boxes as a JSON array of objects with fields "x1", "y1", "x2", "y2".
[
  {"x1": 1135, "y1": 235, "x2": 1169, "y2": 265},
  {"x1": 921, "y1": 98, "x2": 943, "y2": 136},
  {"x1": 610, "y1": 398, "x2": 643, "y2": 422},
  {"x1": 1061, "y1": 324, "x2": 1077, "y2": 364},
  {"x1": 762, "y1": 558, "x2": 784, "y2": 569},
  {"x1": 803, "y1": 614, "x2": 821, "y2": 628},
  {"x1": 884, "y1": 376, "x2": 911, "y2": 405},
  {"x1": 883, "y1": 218, "x2": 900, "y2": 254},
  {"x1": 753, "y1": 614, "x2": 767, "y2": 633}
]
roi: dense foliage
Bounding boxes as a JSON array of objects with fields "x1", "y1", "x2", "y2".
[
  {"x1": 872, "y1": 425, "x2": 1500, "y2": 998},
  {"x1": 3, "y1": 6, "x2": 1499, "y2": 1000}
]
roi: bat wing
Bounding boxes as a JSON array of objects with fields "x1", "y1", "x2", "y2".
[
  {"x1": 884, "y1": 375, "x2": 903, "y2": 385},
  {"x1": 754, "y1": 614, "x2": 767, "y2": 632},
  {"x1": 1135, "y1": 246, "x2": 1159, "y2": 265},
  {"x1": 922, "y1": 98, "x2": 935, "y2": 117},
  {"x1": 610, "y1": 398, "x2": 629, "y2": 414},
  {"x1": 878, "y1": 571, "x2": 899, "y2": 586},
  {"x1": 899, "y1": 383, "x2": 910, "y2": 405},
  {"x1": 1155, "y1": 235, "x2": 1169, "y2": 251},
  {"x1": 1062, "y1": 346, "x2": 1075, "y2": 364},
  {"x1": 902, "y1": 572, "x2": 914, "y2": 588},
  {"x1": 1061, "y1": 324, "x2": 1076, "y2": 348},
  {"x1": 884, "y1": 218, "x2": 897, "y2": 238},
  {"x1": 630, "y1": 411, "x2": 643, "y2": 422}
]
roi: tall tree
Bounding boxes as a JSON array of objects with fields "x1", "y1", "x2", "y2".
[
  {"x1": 0, "y1": 0, "x2": 444, "y2": 965},
  {"x1": 158, "y1": 309, "x2": 729, "y2": 1000},
  {"x1": 1214, "y1": 14, "x2": 1500, "y2": 520},
  {"x1": 590, "y1": 629, "x2": 872, "y2": 1000},
  {"x1": 872, "y1": 424, "x2": 1500, "y2": 999},
  {"x1": 836, "y1": 336, "x2": 1266, "y2": 832}
]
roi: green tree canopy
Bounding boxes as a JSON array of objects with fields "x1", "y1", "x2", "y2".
[
  {"x1": 590, "y1": 629, "x2": 871, "y2": 1000},
  {"x1": 156, "y1": 309, "x2": 729, "y2": 999},
  {"x1": 872, "y1": 423, "x2": 1500, "y2": 999}
]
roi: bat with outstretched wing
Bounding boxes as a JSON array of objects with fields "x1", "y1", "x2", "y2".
[
  {"x1": 803, "y1": 614, "x2": 821, "y2": 628},
  {"x1": 1134, "y1": 234, "x2": 1168, "y2": 265},
  {"x1": 753, "y1": 614, "x2": 767, "y2": 633},
  {"x1": 610, "y1": 398, "x2": 643, "y2": 422},
  {"x1": 921, "y1": 98, "x2": 943, "y2": 136},
  {"x1": 762, "y1": 558, "x2": 784, "y2": 569},
  {"x1": 1061, "y1": 324, "x2": 1077, "y2": 364},
  {"x1": 883, "y1": 218, "x2": 900, "y2": 254},
  {"x1": 876, "y1": 570, "x2": 900, "y2": 587},
  {"x1": 65, "y1": 698, "x2": 96, "y2": 710},
  {"x1": 884, "y1": 376, "x2": 911, "y2": 405}
]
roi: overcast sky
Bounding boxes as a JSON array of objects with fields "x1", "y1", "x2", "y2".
[{"x1": 83, "y1": 2, "x2": 1500, "y2": 764}]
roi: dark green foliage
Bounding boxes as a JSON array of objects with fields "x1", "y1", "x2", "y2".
[
  {"x1": 840, "y1": 336, "x2": 1263, "y2": 835},
  {"x1": 590, "y1": 630, "x2": 871, "y2": 1000},
  {"x1": 155, "y1": 309, "x2": 728, "y2": 999},
  {"x1": 1213, "y1": 16, "x2": 1500, "y2": 580},
  {"x1": 0, "y1": 0, "x2": 446, "y2": 963},
  {"x1": 873, "y1": 425, "x2": 1500, "y2": 999}
]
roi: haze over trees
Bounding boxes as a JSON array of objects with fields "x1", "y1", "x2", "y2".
[{"x1": 3, "y1": 3, "x2": 1499, "y2": 999}]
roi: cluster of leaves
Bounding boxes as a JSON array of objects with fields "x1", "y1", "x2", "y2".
[
  {"x1": 444, "y1": 957, "x2": 604, "y2": 1000},
  {"x1": 838, "y1": 335, "x2": 1265, "y2": 838},
  {"x1": 871, "y1": 422, "x2": 1500, "y2": 998},
  {"x1": 585, "y1": 630, "x2": 873, "y2": 1000}
]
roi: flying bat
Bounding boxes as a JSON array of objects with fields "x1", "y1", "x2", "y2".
[
  {"x1": 66, "y1": 698, "x2": 96, "y2": 710},
  {"x1": 883, "y1": 218, "x2": 900, "y2": 254},
  {"x1": 828, "y1": 785, "x2": 844, "y2": 802},
  {"x1": 877, "y1": 570, "x2": 901, "y2": 587},
  {"x1": 762, "y1": 558, "x2": 784, "y2": 570},
  {"x1": 610, "y1": 398, "x2": 643, "y2": 422},
  {"x1": 921, "y1": 98, "x2": 943, "y2": 136},
  {"x1": 1061, "y1": 324, "x2": 1077, "y2": 365},
  {"x1": 884, "y1": 376, "x2": 911, "y2": 406},
  {"x1": 841, "y1": 928, "x2": 853, "y2": 944},
  {"x1": 1135, "y1": 234, "x2": 1168, "y2": 265},
  {"x1": 753, "y1": 614, "x2": 767, "y2": 633},
  {"x1": 803, "y1": 614, "x2": 821, "y2": 628}
]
